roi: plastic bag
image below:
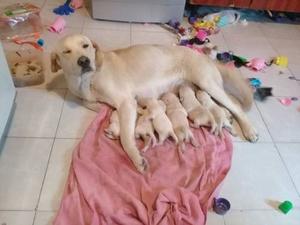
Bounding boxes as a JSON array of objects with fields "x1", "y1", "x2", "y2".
[{"x1": 0, "y1": 3, "x2": 43, "y2": 40}]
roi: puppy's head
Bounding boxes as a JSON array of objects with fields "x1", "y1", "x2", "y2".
[
  {"x1": 161, "y1": 93, "x2": 177, "y2": 105},
  {"x1": 196, "y1": 90, "x2": 210, "y2": 105},
  {"x1": 51, "y1": 34, "x2": 101, "y2": 76}
]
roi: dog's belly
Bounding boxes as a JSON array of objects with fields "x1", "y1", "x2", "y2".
[{"x1": 134, "y1": 77, "x2": 184, "y2": 99}]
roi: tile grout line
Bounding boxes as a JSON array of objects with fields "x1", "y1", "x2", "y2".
[
  {"x1": 254, "y1": 99, "x2": 300, "y2": 198},
  {"x1": 223, "y1": 215, "x2": 227, "y2": 225},
  {"x1": 253, "y1": 101, "x2": 275, "y2": 142},
  {"x1": 0, "y1": 209, "x2": 35, "y2": 212},
  {"x1": 274, "y1": 144, "x2": 300, "y2": 198},
  {"x1": 31, "y1": 89, "x2": 67, "y2": 225}
]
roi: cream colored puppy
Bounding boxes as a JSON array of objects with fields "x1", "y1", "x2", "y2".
[
  {"x1": 161, "y1": 93, "x2": 197, "y2": 151},
  {"x1": 179, "y1": 85, "x2": 217, "y2": 132},
  {"x1": 135, "y1": 108, "x2": 156, "y2": 152},
  {"x1": 104, "y1": 110, "x2": 120, "y2": 139},
  {"x1": 142, "y1": 98, "x2": 178, "y2": 145},
  {"x1": 196, "y1": 90, "x2": 236, "y2": 137}
]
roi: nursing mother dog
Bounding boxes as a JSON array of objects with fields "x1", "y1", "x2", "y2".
[{"x1": 50, "y1": 34, "x2": 258, "y2": 173}]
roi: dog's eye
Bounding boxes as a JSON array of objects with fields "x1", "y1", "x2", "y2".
[
  {"x1": 63, "y1": 50, "x2": 72, "y2": 54},
  {"x1": 83, "y1": 44, "x2": 89, "y2": 49}
]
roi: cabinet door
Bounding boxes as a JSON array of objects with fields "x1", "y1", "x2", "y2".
[
  {"x1": 284, "y1": 0, "x2": 300, "y2": 12},
  {"x1": 251, "y1": 0, "x2": 300, "y2": 12},
  {"x1": 233, "y1": 0, "x2": 251, "y2": 8},
  {"x1": 189, "y1": 0, "x2": 231, "y2": 7}
]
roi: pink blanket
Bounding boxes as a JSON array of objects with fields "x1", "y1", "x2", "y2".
[{"x1": 54, "y1": 106, "x2": 233, "y2": 225}]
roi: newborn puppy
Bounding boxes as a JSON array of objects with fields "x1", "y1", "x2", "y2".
[
  {"x1": 104, "y1": 110, "x2": 120, "y2": 139},
  {"x1": 179, "y1": 84, "x2": 217, "y2": 132},
  {"x1": 135, "y1": 108, "x2": 156, "y2": 152},
  {"x1": 142, "y1": 98, "x2": 178, "y2": 145},
  {"x1": 196, "y1": 90, "x2": 236, "y2": 137},
  {"x1": 161, "y1": 93, "x2": 197, "y2": 151}
]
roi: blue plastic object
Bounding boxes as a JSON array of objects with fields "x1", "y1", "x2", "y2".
[
  {"x1": 248, "y1": 78, "x2": 262, "y2": 88},
  {"x1": 213, "y1": 198, "x2": 231, "y2": 215},
  {"x1": 53, "y1": 0, "x2": 74, "y2": 16},
  {"x1": 37, "y1": 39, "x2": 44, "y2": 47}
]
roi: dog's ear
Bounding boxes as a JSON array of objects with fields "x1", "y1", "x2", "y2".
[
  {"x1": 92, "y1": 40, "x2": 103, "y2": 68},
  {"x1": 50, "y1": 52, "x2": 61, "y2": 73}
]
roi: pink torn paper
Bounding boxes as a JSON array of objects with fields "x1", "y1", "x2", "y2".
[{"x1": 278, "y1": 98, "x2": 292, "y2": 106}]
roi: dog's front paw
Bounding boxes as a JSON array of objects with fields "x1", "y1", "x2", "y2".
[{"x1": 243, "y1": 126, "x2": 259, "y2": 143}]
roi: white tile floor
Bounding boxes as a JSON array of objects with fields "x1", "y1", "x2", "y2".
[{"x1": 1, "y1": 1, "x2": 300, "y2": 224}]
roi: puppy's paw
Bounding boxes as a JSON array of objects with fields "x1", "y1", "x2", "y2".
[
  {"x1": 178, "y1": 142, "x2": 185, "y2": 152},
  {"x1": 190, "y1": 122, "x2": 199, "y2": 128},
  {"x1": 104, "y1": 129, "x2": 116, "y2": 139},
  {"x1": 134, "y1": 156, "x2": 148, "y2": 173}
]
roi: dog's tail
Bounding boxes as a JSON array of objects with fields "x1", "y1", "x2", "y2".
[{"x1": 215, "y1": 62, "x2": 253, "y2": 111}]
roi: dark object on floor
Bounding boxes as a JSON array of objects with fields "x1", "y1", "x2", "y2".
[
  {"x1": 254, "y1": 87, "x2": 273, "y2": 101},
  {"x1": 291, "y1": 97, "x2": 298, "y2": 101},
  {"x1": 278, "y1": 200, "x2": 293, "y2": 214},
  {"x1": 213, "y1": 197, "x2": 231, "y2": 215},
  {"x1": 217, "y1": 52, "x2": 233, "y2": 63},
  {"x1": 188, "y1": 37, "x2": 210, "y2": 45},
  {"x1": 289, "y1": 76, "x2": 300, "y2": 81},
  {"x1": 232, "y1": 54, "x2": 248, "y2": 67},
  {"x1": 53, "y1": 0, "x2": 74, "y2": 15}
]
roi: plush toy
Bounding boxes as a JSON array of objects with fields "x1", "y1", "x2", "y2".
[
  {"x1": 247, "y1": 58, "x2": 266, "y2": 71},
  {"x1": 53, "y1": 0, "x2": 74, "y2": 15}
]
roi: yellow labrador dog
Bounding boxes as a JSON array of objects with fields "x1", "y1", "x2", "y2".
[{"x1": 51, "y1": 34, "x2": 257, "y2": 172}]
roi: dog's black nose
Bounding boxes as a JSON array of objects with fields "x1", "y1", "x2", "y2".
[{"x1": 77, "y1": 56, "x2": 90, "y2": 68}]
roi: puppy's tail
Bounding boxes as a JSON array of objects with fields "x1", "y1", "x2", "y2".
[{"x1": 215, "y1": 62, "x2": 253, "y2": 112}]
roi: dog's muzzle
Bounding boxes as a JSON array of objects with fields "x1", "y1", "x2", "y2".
[{"x1": 77, "y1": 56, "x2": 92, "y2": 73}]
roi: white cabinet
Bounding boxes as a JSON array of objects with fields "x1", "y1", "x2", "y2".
[
  {"x1": 0, "y1": 42, "x2": 16, "y2": 147},
  {"x1": 91, "y1": 0, "x2": 185, "y2": 23}
]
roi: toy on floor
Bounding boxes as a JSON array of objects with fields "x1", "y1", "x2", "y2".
[
  {"x1": 70, "y1": 0, "x2": 83, "y2": 9},
  {"x1": 216, "y1": 52, "x2": 249, "y2": 67},
  {"x1": 273, "y1": 56, "x2": 288, "y2": 67},
  {"x1": 247, "y1": 58, "x2": 267, "y2": 71},
  {"x1": 53, "y1": 0, "x2": 74, "y2": 15},
  {"x1": 288, "y1": 76, "x2": 300, "y2": 82},
  {"x1": 254, "y1": 87, "x2": 273, "y2": 101},
  {"x1": 196, "y1": 29, "x2": 208, "y2": 41},
  {"x1": 213, "y1": 197, "x2": 231, "y2": 215},
  {"x1": 248, "y1": 78, "x2": 261, "y2": 88},
  {"x1": 278, "y1": 200, "x2": 293, "y2": 214},
  {"x1": 11, "y1": 33, "x2": 44, "y2": 51},
  {"x1": 278, "y1": 98, "x2": 293, "y2": 106},
  {"x1": 167, "y1": 19, "x2": 186, "y2": 36},
  {"x1": 232, "y1": 54, "x2": 248, "y2": 67},
  {"x1": 216, "y1": 52, "x2": 233, "y2": 63},
  {"x1": 48, "y1": 16, "x2": 66, "y2": 33}
]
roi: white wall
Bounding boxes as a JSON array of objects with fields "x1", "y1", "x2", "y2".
[{"x1": 0, "y1": 42, "x2": 16, "y2": 145}]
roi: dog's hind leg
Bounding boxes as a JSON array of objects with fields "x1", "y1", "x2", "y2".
[
  {"x1": 193, "y1": 79, "x2": 258, "y2": 142},
  {"x1": 118, "y1": 99, "x2": 148, "y2": 172}
]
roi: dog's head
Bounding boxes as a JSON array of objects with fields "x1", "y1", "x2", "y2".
[{"x1": 51, "y1": 34, "x2": 101, "y2": 76}]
